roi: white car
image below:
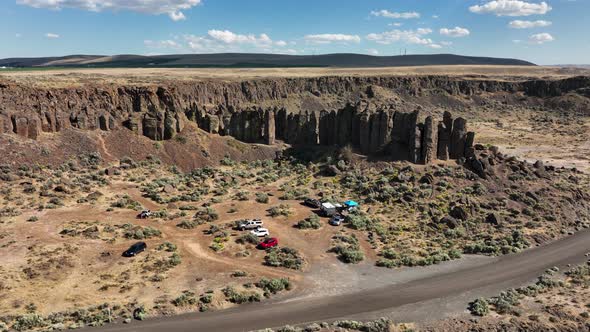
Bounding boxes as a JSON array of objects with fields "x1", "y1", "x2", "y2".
[
  {"x1": 138, "y1": 210, "x2": 152, "y2": 219},
  {"x1": 238, "y1": 219, "x2": 263, "y2": 230},
  {"x1": 250, "y1": 227, "x2": 270, "y2": 237}
]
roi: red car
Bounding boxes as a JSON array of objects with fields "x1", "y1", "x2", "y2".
[{"x1": 258, "y1": 237, "x2": 278, "y2": 249}]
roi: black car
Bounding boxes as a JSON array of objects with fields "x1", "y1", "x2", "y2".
[
  {"x1": 304, "y1": 198, "x2": 322, "y2": 209},
  {"x1": 123, "y1": 242, "x2": 147, "y2": 257}
]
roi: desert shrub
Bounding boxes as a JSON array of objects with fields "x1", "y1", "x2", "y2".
[
  {"x1": 110, "y1": 196, "x2": 141, "y2": 210},
  {"x1": 194, "y1": 207, "x2": 219, "y2": 222},
  {"x1": 256, "y1": 278, "x2": 291, "y2": 296},
  {"x1": 11, "y1": 314, "x2": 45, "y2": 331},
  {"x1": 222, "y1": 286, "x2": 261, "y2": 304},
  {"x1": 177, "y1": 220, "x2": 200, "y2": 229},
  {"x1": 489, "y1": 289, "x2": 521, "y2": 314},
  {"x1": 296, "y1": 214, "x2": 321, "y2": 229},
  {"x1": 268, "y1": 204, "x2": 293, "y2": 217},
  {"x1": 157, "y1": 242, "x2": 177, "y2": 252},
  {"x1": 209, "y1": 242, "x2": 225, "y2": 252},
  {"x1": 174, "y1": 136, "x2": 187, "y2": 144},
  {"x1": 469, "y1": 298, "x2": 490, "y2": 316},
  {"x1": 279, "y1": 187, "x2": 309, "y2": 201},
  {"x1": 199, "y1": 293, "x2": 213, "y2": 304},
  {"x1": 236, "y1": 233, "x2": 260, "y2": 245},
  {"x1": 255, "y1": 193, "x2": 269, "y2": 204},
  {"x1": 172, "y1": 291, "x2": 198, "y2": 307},
  {"x1": 231, "y1": 271, "x2": 248, "y2": 277},
  {"x1": 27, "y1": 216, "x2": 39, "y2": 222},
  {"x1": 264, "y1": 247, "x2": 304, "y2": 270},
  {"x1": 123, "y1": 225, "x2": 161, "y2": 240},
  {"x1": 133, "y1": 306, "x2": 147, "y2": 321},
  {"x1": 463, "y1": 231, "x2": 528, "y2": 256},
  {"x1": 330, "y1": 234, "x2": 364, "y2": 264},
  {"x1": 345, "y1": 210, "x2": 379, "y2": 231},
  {"x1": 168, "y1": 252, "x2": 182, "y2": 266},
  {"x1": 234, "y1": 191, "x2": 250, "y2": 201},
  {"x1": 333, "y1": 247, "x2": 364, "y2": 264}
]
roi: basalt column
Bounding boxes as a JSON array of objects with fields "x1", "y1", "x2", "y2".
[
  {"x1": 437, "y1": 111, "x2": 453, "y2": 160},
  {"x1": 408, "y1": 110, "x2": 421, "y2": 164},
  {"x1": 449, "y1": 117, "x2": 467, "y2": 159},
  {"x1": 264, "y1": 109, "x2": 275, "y2": 145},
  {"x1": 421, "y1": 116, "x2": 437, "y2": 164}
]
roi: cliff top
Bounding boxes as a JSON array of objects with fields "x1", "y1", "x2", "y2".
[{"x1": 1, "y1": 65, "x2": 589, "y2": 88}]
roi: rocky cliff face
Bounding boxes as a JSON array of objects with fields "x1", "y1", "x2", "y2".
[{"x1": 0, "y1": 75, "x2": 588, "y2": 164}]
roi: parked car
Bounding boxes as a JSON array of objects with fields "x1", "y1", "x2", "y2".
[
  {"x1": 238, "y1": 219, "x2": 263, "y2": 230},
  {"x1": 250, "y1": 227, "x2": 270, "y2": 237},
  {"x1": 329, "y1": 214, "x2": 345, "y2": 226},
  {"x1": 258, "y1": 237, "x2": 278, "y2": 249},
  {"x1": 304, "y1": 198, "x2": 322, "y2": 209},
  {"x1": 137, "y1": 210, "x2": 152, "y2": 219},
  {"x1": 123, "y1": 242, "x2": 147, "y2": 257}
]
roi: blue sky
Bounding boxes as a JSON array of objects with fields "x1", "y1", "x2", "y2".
[{"x1": 0, "y1": 0, "x2": 588, "y2": 64}]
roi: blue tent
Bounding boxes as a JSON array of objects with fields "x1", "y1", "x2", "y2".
[{"x1": 344, "y1": 200, "x2": 359, "y2": 207}]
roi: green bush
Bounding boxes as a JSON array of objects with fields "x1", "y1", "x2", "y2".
[
  {"x1": 11, "y1": 314, "x2": 45, "y2": 331},
  {"x1": 255, "y1": 193, "x2": 269, "y2": 204},
  {"x1": 177, "y1": 220, "x2": 199, "y2": 229},
  {"x1": 157, "y1": 242, "x2": 177, "y2": 252},
  {"x1": 123, "y1": 225, "x2": 161, "y2": 239},
  {"x1": 172, "y1": 291, "x2": 198, "y2": 307},
  {"x1": 264, "y1": 247, "x2": 304, "y2": 270},
  {"x1": 296, "y1": 214, "x2": 321, "y2": 229},
  {"x1": 268, "y1": 204, "x2": 293, "y2": 218},
  {"x1": 236, "y1": 233, "x2": 259, "y2": 245},
  {"x1": 330, "y1": 234, "x2": 364, "y2": 264},
  {"x1": 222, "y1": 286, "x2": 261, "y2": 304},
  {"x1": 469, "y1": 298, "x2": 490, "y2": 316},
  {"x1": 256, "y1": 278, "x2": 291, "y2": 295}
]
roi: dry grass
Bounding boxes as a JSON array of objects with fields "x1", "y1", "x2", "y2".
[{"x1": 1, "y1": 65, "x2": 589, "y2": 88}]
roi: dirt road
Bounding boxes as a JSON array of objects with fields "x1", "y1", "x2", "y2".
[{"x1": 87, "y1": 229, "x2": 590, "y2": 332}]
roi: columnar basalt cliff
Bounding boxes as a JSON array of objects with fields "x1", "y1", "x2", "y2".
[{"x1": 1, "y1": 75, "x2": 589, "y2": 164}]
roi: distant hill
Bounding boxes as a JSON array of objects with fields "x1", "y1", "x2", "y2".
[{"x1": 0, "y1": 53, "x2": 536, "y2": 68}]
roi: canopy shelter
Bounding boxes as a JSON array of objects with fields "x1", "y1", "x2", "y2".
[{"x1": 343, "y1": 200, "x2": 359, "y2": 207}]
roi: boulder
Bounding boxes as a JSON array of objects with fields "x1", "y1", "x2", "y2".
[
  {"x1": 486, "y1": 212, "x2": 503, "y2": 226},
  {"x1": 440, "y1": 216, "x2": 460, "y2": 229},
  {"x1": 450, "y1": 206, "x2": 469, "y2": 221}
]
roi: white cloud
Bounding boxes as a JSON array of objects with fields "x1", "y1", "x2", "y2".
[
  {"x1": 45, "y1": 33, "x2": 60, "y2": 39},
  {"x1": 145, "y1": 30, "x2": 297, "y2": 54},
  {"x1": 144, "y1": 39, "x2": 181, "y2": 49},
  {"x1": 169, "y1": 11, "x2": 186, "y2": 21},
  {"x1": 207, "y1": 30, "x2": 274, "y2": 47},
  {"x1": 439, "y1": 27, "x2": 470, "y2": 37},
  {"x1": 371, "y1": 10, "x2": 420, "y2": 19},
  {"x1": 366, "y1": 48, "x2": 379, "y2": 55},
  {"x1": 367, "y1": 29, "x2": 440, "y2": 48},
  {"x1": 17, "y1": 0, "x2": 201, "y2": 21},
  {"x1": 389, "y1": 22, "x2": 403, "y2": 27},
  {"x1": 469, "y1": 0, "x2": 552, "y2": 16},
  {"x1": 508, "y1": 20, "x2": 552, "y2": 28},
  {"x1": 304, "y1": 34, "x2": 361, "y2": 44},
  {"x1": 528, "y1": 32, "x2": 554, "y2": 44}
]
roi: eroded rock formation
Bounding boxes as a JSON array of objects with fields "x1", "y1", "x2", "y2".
[{"x1": 2, "y1": 75, "x2": 587, "y2": 164}]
